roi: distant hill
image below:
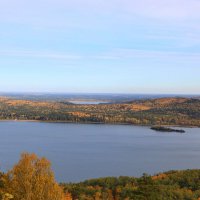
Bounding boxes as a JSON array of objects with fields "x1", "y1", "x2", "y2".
[{"x1": 0, "y1": 96, "x2": 200, "y2": 127}]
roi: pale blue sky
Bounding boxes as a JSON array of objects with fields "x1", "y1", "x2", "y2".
[{"x1": 0, "y1": 0, "x2": 200, "y2": 94}]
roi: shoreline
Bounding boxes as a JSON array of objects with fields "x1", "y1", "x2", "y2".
[{"x1": 0, "y1": 119, "x2": 199, "y2": 128}]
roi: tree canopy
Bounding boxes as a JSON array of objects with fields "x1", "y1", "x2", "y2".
[{"x1": 1, "y1": 153, "x2": 64, "y2": 200}]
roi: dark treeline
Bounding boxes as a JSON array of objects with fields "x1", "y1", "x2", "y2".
[{"x1": 0, "y1": 97, "x2": 200, "y2": 127}]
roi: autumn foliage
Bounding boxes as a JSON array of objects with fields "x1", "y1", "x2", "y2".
[
  {"x1": 1, "y1": 153, "x2": 64, "y2": 200},
  {"x1": 1, "y1": 153, "x2": 200, "y2": 199},
  {"x1": 1, "y1": 97, "x2": 200, "y2": 127}
]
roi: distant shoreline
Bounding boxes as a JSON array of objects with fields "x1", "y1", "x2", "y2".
[
  {"x1": 1, "y1": 97, "x2": 200, "y2": 127},
  {"x1": 0, "y1": 119, "x2": 198, "y2": 128}
]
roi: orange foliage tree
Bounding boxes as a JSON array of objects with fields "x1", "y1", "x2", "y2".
[{"x1": 7, "y1": 153, "x2": 64, "y2": 200}]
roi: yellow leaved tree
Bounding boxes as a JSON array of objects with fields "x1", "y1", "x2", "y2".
[{"x1": 7, "y1": 153, "x2": 64, "y2": 200}]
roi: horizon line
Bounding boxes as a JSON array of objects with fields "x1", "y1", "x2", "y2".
[{"x1": 0, "y1": 92, "x2": 200, "y2": 96}]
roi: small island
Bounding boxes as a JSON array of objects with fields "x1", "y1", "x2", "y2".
[{"x1": 151, "y1": 126, "x2": 185, "y2": 133}]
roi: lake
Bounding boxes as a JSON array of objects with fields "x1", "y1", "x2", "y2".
[
  {"x1": 0, "y1": 121, "x2": 200, "y2": 182},
  {"x1": 68, "y1": 100, "x2": 108, "y2": 104}
]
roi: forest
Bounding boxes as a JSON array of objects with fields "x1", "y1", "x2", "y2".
[
  {"x1": 62, "y1": 169, "x2": 200, "y2": 200},
  {"x1": 0, "y1": 96, "x2": 200, "y2": 127},
  {"x1": 1, "y1": 153, "x2": 200, "y2": 200}
]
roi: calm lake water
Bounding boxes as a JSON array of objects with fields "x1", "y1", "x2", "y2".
[
  {"x1": 68, "y1": 100, "x2": 108, "y2": 104},
  {"x1": 0, "y1": 122, "x2": 200, "y2": 182}
]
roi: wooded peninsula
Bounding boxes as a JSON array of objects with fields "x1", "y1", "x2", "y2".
[{"x1": 0, "y1": 96, "x2": 200, "y2": 127}]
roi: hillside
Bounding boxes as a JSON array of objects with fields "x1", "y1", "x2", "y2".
[
  {"x1": 0, "y1": 97, "x2": 200, "y2": 127},
  {"x1": 62, "y1": 169, "x2": 200, "y2": 200}
]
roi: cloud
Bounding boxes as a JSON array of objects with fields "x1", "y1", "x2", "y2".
[
  {"x1": 0, "y1": 0, "x2": 199, "y2": 67},
  {"x1": 0, "y1": 50, "x2": 82, "y2": 60},
  {"x1": 1, "y1": 47, "x2": 200, "y2": 64},
  {"x1": 1, "y1": 0, "x2": 200, "y2": 26},
  {"x1": 94, "y1": 48, "x2": 200, "y2": 63},
  {"x1": 119, "y1": 0, "x2": 200, "y2": 20}
]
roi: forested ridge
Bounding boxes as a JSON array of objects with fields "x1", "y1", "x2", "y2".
[
  {"x1": 62, "y1": 169, "x2": 200, "y2": 200},
  {"x1": 0, "y1": 96, "x2": 200, "y2": 126}
]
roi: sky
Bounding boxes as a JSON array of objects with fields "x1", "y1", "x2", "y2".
[{"x1": 0, "y1": 0, "x2": 200, "y2": 94}]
